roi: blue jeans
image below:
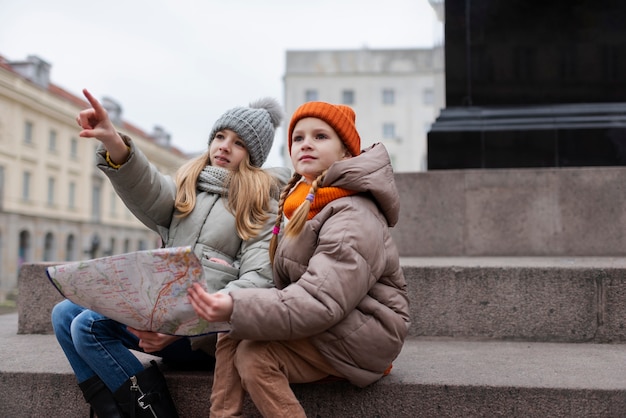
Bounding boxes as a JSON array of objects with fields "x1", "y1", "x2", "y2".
[{"x1": 51, "y1": 299, "x2": 214, "y2": 392}]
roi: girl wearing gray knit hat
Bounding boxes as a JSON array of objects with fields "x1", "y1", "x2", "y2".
[{"x1": 52, "y1": 89, "x2": 290, "y2": 418}]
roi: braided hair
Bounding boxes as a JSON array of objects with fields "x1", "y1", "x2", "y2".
[{"x1": 269, "y1": 170, "x2": 328, "y2": 263}]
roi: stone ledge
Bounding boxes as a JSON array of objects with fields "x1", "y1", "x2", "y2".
[
  {"x1": 19, "y1": 259, "x2": 626, "y2": 342},
  {"x1": 2, "y1": 313, "x2": 626, "y2": 417}
]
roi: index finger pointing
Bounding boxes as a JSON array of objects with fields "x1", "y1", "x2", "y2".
[{"x1": 82, "y1": 88, "x2": 106, "y2": 115}]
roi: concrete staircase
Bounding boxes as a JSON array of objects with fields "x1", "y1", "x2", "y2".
[{"x1": 3, "y1": 257, "x2": 626, "y2": 417}]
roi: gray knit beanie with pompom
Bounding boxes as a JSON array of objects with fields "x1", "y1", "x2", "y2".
[{"x1": 208, "y1": 97, "x2": 284, "y2": 167}]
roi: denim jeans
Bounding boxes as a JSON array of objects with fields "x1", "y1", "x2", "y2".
[{"x1": 51, "y1": 299, "x2": 214, "y2": 392}]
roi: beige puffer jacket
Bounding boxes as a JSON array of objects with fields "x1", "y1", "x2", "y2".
[{"x1": 228, "y1": 143, "x2": 410, "y2": 387}]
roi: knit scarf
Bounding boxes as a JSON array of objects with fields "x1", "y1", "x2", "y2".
[
  {"x1": 284, "y1": 181, "x2": 358, "y2": 220},
  {"x1": 197, "y1": 166, "x2": 231, "y2": 195}
]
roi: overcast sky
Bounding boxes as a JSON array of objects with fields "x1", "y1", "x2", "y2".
[{"x1": 0, "y1": 0, "x2": 441, "y2": 166}]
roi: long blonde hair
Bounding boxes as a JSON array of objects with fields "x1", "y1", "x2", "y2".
[
  {"x1": 269, "y1": 170, "x2": 327, "y2": 262},
  {"x1": 174, "y1": 151, "x2": 276, "y2": 240}
]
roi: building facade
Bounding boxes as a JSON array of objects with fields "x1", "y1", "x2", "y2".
[
  {"x1": 283, "y1": 47, "x2": 445, "y2": 172},
  {"x1": 0, "y1": 55, "x2": 189, "y2": 301}
]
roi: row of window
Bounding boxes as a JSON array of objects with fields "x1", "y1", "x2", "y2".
[
  {"x1": 381, "y1": 122, "x2": 431, "y2": 142},
  {"x1": 20, "y1": 170, "x2": 78, "y2": 209},
  {"x1": 17, "y1": 120, "x2": 109, "y2": 217},
  {"x1": 17, "y1": 229, "x2": 149, "y2": 264},
  {"x1": 23, "y1": 121, "x2": 80, "y2": 158},
  {"x1": 18, "y1": 171, "x2": 125, "y2": 222},
  {"x1": 303, "y1": 87, "x2": 434, "y2": 106},
  {"x1": 300, "y1": 87, "x2": 435, "y2": 142}
]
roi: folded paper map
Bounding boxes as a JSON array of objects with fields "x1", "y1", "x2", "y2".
[{"x1": 46, "y1": 246, "x2": 230, "y2": 336}]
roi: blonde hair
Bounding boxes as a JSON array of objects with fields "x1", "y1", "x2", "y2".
[
  {"x1": 269, "y1": 170, "x2": 327, "y2": 263},
  {"x1": 174, "y1": 151, "x2": 276, "y2": 240}
]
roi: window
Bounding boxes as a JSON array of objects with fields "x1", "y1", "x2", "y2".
[
  {"x1": 49, "y1": 130, "x2": 57, "y2": 151},
  {"x1": 43, "y1": 232, "x2": 55, "y2": 261},
  {"x1": 423, "y1": 88, "x2": 434, "y2": 105},
  {"x1": 68, "y1": 181, "x2": 76, "y2": 209},
  {"x1": 65, "y1": 234, "x2": 75, "y2": 261},
  {"x1": 87, "y1": 234, "x2": 100, "y2": 259},
  {"x1": 18, "y1": 230, "x2": 31, "y2": 266},
  {"x1": 107, "y1": 237, "x2": 116, "y2": 256},
  {"x1": 305, "y1": 89, "x2": 318, "y2": 102},
  {"x1": 47, "y1": 177, "x2": 55, "y2": 206},
  {"x1": 382, "y1": 89, "x2": 395, "y2": 105},
  {"x1": 92, "y1": 183, "x2": 102, "y2": 221},
  {"x1": 24, "y1": 121, "x2": 33, "y2": 144},
  {"x1": 342, "y1": 90, "x2": 355, "y2": 105},
  {"x1": 383, "y1": 123, "x2": 396, "y2": 139},
  {"x1": 22, "y1": 172, "x2": 31, "y2": 201},
  {"x1": 70, "y1": 138, "x2": 78, "y2": 158}
]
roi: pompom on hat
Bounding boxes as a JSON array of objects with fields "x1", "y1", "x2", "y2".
[
  {"x1": 208, "y1": 97, "x2": 284, "y2": 167},
  {"x1": 287, "y1": 101, "x2": 361, "y2": 157}
]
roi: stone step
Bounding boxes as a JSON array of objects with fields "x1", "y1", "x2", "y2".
[
  {"x1": 1, "y1": 312, "x2": 625, "y2": 417},
  {"x1": 392, "y1": 167, "x2": 626, "y2": 257},
  {"x1": 19, "y1": 257, "x2": 626, "y2": 343},
  {"x1": 403, "y1": 256, "x2": 626, "y2": 343}
]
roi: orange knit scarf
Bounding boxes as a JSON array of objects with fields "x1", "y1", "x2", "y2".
[{"x1": 284, "y1": 182, "x2": 358, "y2": 220}]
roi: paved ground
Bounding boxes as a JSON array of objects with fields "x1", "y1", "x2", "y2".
[{"x1": 3, "y1": 310, "x2": 626, "y2": 390}]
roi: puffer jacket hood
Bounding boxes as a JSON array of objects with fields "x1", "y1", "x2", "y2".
[{"x1": 323, "y1": 143, "x2": 400, "y2": 227}]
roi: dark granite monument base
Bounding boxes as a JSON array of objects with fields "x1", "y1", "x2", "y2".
[
  {"x1": 428, "y1": 103, "x2": 626, "y2": 169},
  {"x1": 430, "y1": 0, "x2": 626, "y2": 170}
]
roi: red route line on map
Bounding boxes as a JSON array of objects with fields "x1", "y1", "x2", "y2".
[{"x1": 147, "y1": 260, "x2": 193, "y2": 330}]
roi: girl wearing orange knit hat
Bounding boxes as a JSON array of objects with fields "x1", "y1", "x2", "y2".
[{"x1": 188, "y1": 101, "x2": 410, "y2": 418}]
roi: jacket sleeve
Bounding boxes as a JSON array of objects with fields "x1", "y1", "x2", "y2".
[
  {"x1": 228, "y1": 201, "x2": 385, "y2": 340},
  {"x1": 96, "y1": 135, "x2": 177, "y2": 235}
]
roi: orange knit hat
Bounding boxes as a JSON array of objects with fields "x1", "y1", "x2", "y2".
[{"x1": 288, "y1": 102, "x2": 361, "y2": 157}]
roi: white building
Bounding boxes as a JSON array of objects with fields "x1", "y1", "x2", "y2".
[
  {"x1": 283, "y1": 46, "x2": 445, "y2": 172},
  {"x1": 0, "y1": 54, "x2": 189, "y2": 302}
]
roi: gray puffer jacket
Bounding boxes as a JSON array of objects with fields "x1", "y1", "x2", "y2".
[
  {"x1": 228, "y1": 143, "x2": 410, "y2": 387},
  {"x1": 96, "y1": 136, "x2": 290, "y2": 351}
]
